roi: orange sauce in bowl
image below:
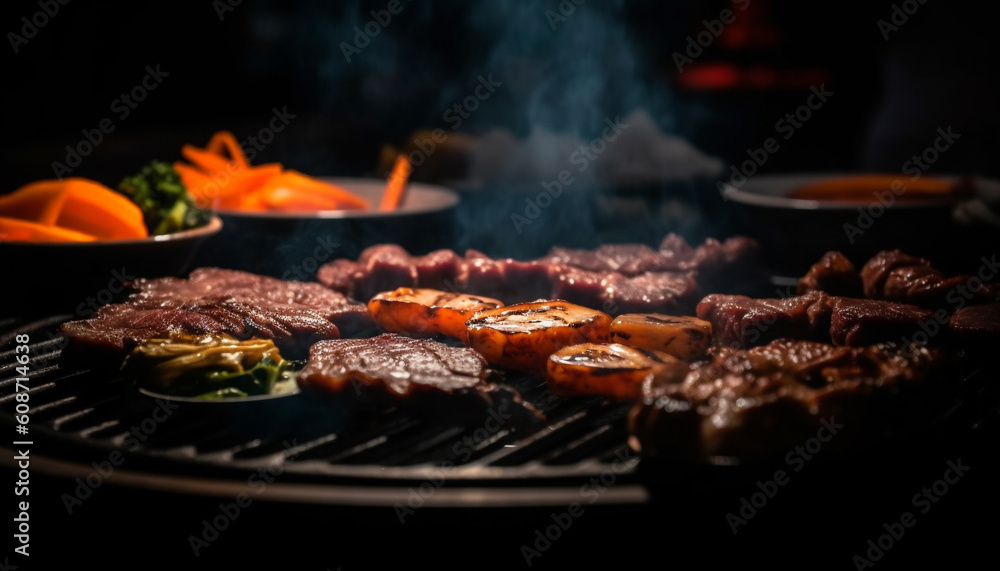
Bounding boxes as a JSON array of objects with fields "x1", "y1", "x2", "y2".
[{"x1": 787, "y1": 175, "x2": 970, "y2": 202}]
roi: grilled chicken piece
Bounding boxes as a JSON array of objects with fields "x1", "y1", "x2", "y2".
[
  {"x1": 546, "y1": 343, "x2": 688, "y2": 400},
  {"x1": 465, "y1": 300, "x2": 612, "y2": 374},
  {"x1": 609, "y1": 314, "x2": 713, "y2": 361},
  {"x1": 368, "y1": 287, "x2": 503, "y2": 341}
]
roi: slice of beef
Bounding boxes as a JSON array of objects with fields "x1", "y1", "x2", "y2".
[
  {"x1": 413, "y1": 249, "x2": 466, "y2": 291},
  {"x1": 628, "y1": 339, "x2": 942, "y2": 461},
  {"x1": 827, "y1": 297, "x2": 934, "y2": 347},
  {"x1": 860, "y1": 250, "x2": 998, "y2": 308},
  {"x1": 696, "y1": 292, "x2": 830, "y2": 349},
  {"x1": 316, "y1": 259, "x2": 361, "y2": 298},
  {"x1": 697, "y1": 293, "x2": 935, "y2": 348},
  {"x1": 297, "y1": 333, "x2": 544, "y2": 424},
  {"x1": 603, "y1": 271, "x2": 699, "y2": 315},
  {"x1": 797, "y1": 251, "x2": 863, "y2": 297},
  {"x1": 59, "y1": 268, "x2": 373, "y2": 357},
  {"x1": 353, "y1": 244, "x2": 419, "y2": 302},
  {"x1": 948, "y1": 302, "x2": 1000, "y2": 343}
]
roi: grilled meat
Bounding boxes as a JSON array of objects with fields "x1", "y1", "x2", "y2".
[
  {"x1": 697, "y1": 293, "x2": 934, "y2": 348},
  {"x1": 797, "y1": 251, "x2": 863, "y2": 297},
  {"x1": 59, "y1": 268, "x2": 374, "y2": 357},
  {"x1": 628, "y1": 339, "x2": 942, "y2": 461},
  {"x1": 315, "y1": 234, "x2": 759, "y2": 312}
]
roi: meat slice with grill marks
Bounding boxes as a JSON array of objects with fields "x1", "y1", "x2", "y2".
[
  {"x1": 696, "y1": 292, "x2": 934, "y2": 348},
  {"x1": 315, "y1": 233, "x2": 757, "y2": 312},
  {"x1": 59, "y1": 268, "x2": 373, "y2": 357},
  {"x1": 628, "y1": 339, "x2": 943, "y2": 461},
  {"x1": 857, "y1": 250, "x2": 999, "y2": 308},
  {"x1": 297, "y1": 333, "x2": 543, "y2": 423}
]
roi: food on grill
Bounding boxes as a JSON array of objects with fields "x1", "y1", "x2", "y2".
[
  {"x1": 948, "y1": 302, "x2": 1000, "y2": 343},
  {"x1": 465, "y1": 300, "x2": 612, "y2": 374},
  {"x1": 697, "y1": 292, "x2": 934, "y2": 348},
  {"x1": 316, "y1": 234, "x2": 759, "y2": 312},
  {"x1": 0, "y1": 178, "x2": 148, "y2": 242},
  {"x1": 367, "y1": 287, "x2": 503, "y2": 340},
  {"x1": 627, "y1": 339, "x2": 942, "y2": 461},
  {"x1": 609, "y1": 314, "x2": 712, "y2": 361},
  {"x1": 297, "y1": 333, "x2": 541, "y2": 422},
  {"x1": 797, "y1": 251, "x2": 862, "y2": 298},
  {"x1": 546, "y1": 343, "x2": 687, "y2": 400},
  {"x1": 120, "y1": 333, "x2": 292, "y2": 399},
  {"x1": 175, "y1": 130, "x2": 370, "y2": 212},
  {"x1": 859, "y1": 249, "x2": 999, "y2": 308},
  {"x1": 59, "y1": 268, "x2": 373, "y2": 357}
]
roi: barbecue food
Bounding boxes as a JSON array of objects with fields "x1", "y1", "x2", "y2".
[
  {"x1": 609, "y1": 314, "x2": 712, "y2": 361},
  {"x1": 546, "y1": 343, "x2": 687, "y2": 400},
  {"x1": 316, "y1": 234, "x2": 759, "y2": 313},
  {"x1": 797, "y1": 251, "x2": 862, "y2": 298},
  {"x1": 367, "y1": 287, "x2": 503, "y2": 340},
  {"x1": 797, "y1": 249, "x2": 1000, "y2": 309},
  {"x1": 297, "y1": 333, "x2": 541, "y2": 422},
  {"x1": 120, "y1": 333, "x2": 291, "y2": 399},
  {"x1": 628, "y1": 339, "x2": 943, "y2": 461},
  {"x1": 59, "y1": 268, "x2": 374, "y2": 357},
  {"x1": 465, "y1": 300, "x2": 612, "y2": 374},
  {"x1": 948, "y1": 302, "x2": 1000, "y2": 344},
  {"x1": 697, "y1": 292, "x2": 934, "y2": 348}
]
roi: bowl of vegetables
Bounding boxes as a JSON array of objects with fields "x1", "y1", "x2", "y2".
[
  {"x1": 0, "y1": 162, "x2": 222, "y2": 317},
  {"x1": 174, "y1": 132, "x2": 460, "y2": 276}
]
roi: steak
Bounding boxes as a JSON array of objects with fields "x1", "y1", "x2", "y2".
[
  {"x1": 696, "y1": 293, "x2": 934, "y2": 348},
  {"x1": 316, "y1": 233, "x2": 758, "y2": 311},
  {"x1": 628, "y1": 339, "x2": 943, "y2": 461},
  {"x1": 59, "y1": 268, "x2": 374, "y2": 357},
  {"x1": 858, "y1": 250, "x2": 998, "y2": 308},
  {"x1": 297, "y1": 333, "x2": 543, "y2": 423}
]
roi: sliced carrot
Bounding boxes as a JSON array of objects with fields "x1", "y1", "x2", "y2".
[
  {"x1": 379, "y1": 154, "x2": 411, "y2": 211},
  {"x1": 55, "y1": 178, "x2": 148, "y2": 240},
  {"x1": 181, "y1": 144, "x2": 239, "y2": 175},
  {"x1": 258, "y1": 171, "x2": 370, "y2": 211},
  {"x1": 204, "y1": 131, "x2": 249, "y2": 169},
  {"x1": 0, "y1": 180, "x2": 71, "y2": 225},
  {"x1": 0, "y1": 216, "x2": 97, "y2": 242},
  {"x1": 260, "y1": 186, "x2": 341, "y2": 211},
  {"x1": 216, "y1": 164, "x2": 283, "y2": 209}
]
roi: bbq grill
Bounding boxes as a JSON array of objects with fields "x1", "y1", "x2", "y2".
[{"x1": 4, "y1": 303, "x2": 999, "y2": 570}]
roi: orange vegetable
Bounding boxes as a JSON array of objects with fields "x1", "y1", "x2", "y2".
[
  {"x1": 379, "y1": 154, "x2": 411, "y2": 211},
  {"x1": 0, "y1": 216, "x2": 97, "y2": 242},
  {"x1": 56, "y1": 179, "x2": 148, "y2": 240},
  {"x1": 204, "y1": 131, "x2": 249, "y2": 169},
  {"x1": 0, "y1": 180, "x2": 70, "y2": 225},
  {"x1": 0, "y1": 178, "x2": 147, "y2": 243},
  {"x1": 174, "y1": 130, "x2": 372, "y2": 213}
]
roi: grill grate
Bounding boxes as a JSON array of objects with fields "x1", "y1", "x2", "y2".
[{"x1": 0, "y1": 315, "x2": 647, "y2": 503}]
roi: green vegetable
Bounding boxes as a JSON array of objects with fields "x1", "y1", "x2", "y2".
[
  {"x1": 121, "y1": 334, "x2": 291, "y2": 399},
  {"x1": 117, "y1": 160, "x2": 210, "y2": 235}
]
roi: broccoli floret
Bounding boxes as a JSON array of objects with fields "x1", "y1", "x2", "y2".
[{"x1": 117, "y1": 160, "x2": 210, "y2": 235}]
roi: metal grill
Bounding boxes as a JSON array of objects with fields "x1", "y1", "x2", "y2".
[{"x1": 0, "y1": 315, "x2": 649, "y2": 506}]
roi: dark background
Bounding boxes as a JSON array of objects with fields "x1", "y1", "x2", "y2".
[
  {"x1": 4, "y1": 0, "x2": 999, "y2": 187},
  {"x1": 3, "y1": 2, "x2": 1000, "y2": 570}
]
